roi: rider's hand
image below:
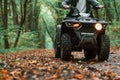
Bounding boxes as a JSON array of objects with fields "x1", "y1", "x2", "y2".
[
  {"x1": 98, "y1": 5, "x2": 104, "y2": 8},
  {"x1": 63, "y1": 5, "x2": 70, "y2": 9}
]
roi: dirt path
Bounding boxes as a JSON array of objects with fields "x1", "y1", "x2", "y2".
[{"x1": 0, "y1": 48, "x2": 120, "y2": 80}]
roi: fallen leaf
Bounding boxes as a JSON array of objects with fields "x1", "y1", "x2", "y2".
[
  {"x1": 104, "y1": 70, "x2": 116, "y2": 79},
  {"x1": 73, "y1": 73, "x2": 85, "y2": 80}
]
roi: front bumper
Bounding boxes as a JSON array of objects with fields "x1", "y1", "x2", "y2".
[
  {"x1": 80, "y1": 33, "x2": 97, "y2": 49},
  {"x1": 74, "y1": 30, "x2": 98, "y2": 49}
]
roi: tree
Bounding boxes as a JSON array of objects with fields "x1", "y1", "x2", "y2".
[
  {"x1": 14, "y1": 0, "x2": 28, "y2": 47},
  {"x1": 112, "y1": 0, "x2": 119, "y2": 21},
  {"x1": 11, "y1": 0, "x2": 19, "y2": 25},
  {"x1": 2, "y1": 0, "x2": 9, "y2": 49},
  {"x1": 102, "y1": 0, "x2": 112, "y2": 22},
  {"x1": 0, "y1": 0, "x2": 120, "y2": 50}
]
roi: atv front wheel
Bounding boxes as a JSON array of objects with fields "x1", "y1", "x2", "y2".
[
  {"x1": 54, "y1": 24, "x2": 62, "y2": 58},
  {"x1": 98, "y1": 35, "x2": 110, "y2": 61},
  {"x1": 54, "y1": 37, "x2": 61, "y2": 58},
  {"x1": 61, "y1": 33, "x2": 72, "y2": 61}
]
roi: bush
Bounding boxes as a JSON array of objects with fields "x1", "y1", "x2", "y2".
[{"x1": 107, "y1": 21, "x2": 120, "y2": 46}]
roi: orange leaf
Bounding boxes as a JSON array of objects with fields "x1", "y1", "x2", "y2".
[
  {"x1": 45, "y1": 67, "x2": 62, "y2": 80},
  {"x1": 1, "y1": 69, "x2": 8, "y2": 77},
  {"x1": 115, "y1": 77, "x2": 120, "y2": 80},
  {"x1": 73, "y1": 74, "x2": 85, "y2": 80}
]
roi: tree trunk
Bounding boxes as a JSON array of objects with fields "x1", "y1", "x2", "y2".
[
  {"x1": 14, "y1": 0, "x2": 28, "y2": 47},
  {"x1": 102, "y1": 0, "x2": 112, "y2": 22},
  {"x1": 42, "y1": 17, "x2": 54, "y2": 43},
  {"x1": 31, "y1": 0, "x2": 40, "y2": 31},
  {"x1": 113, "y1": 0, "x2": 119, "y2": 20},
  {"x1": 3, "y1": 0, "x2": 9, "y2": 49},
  {"x1": 0, "y1": 0, "x2": 3, "y2": 19},
  {"x1": 94, "y1": 10, "x2": 99, "y2": 18},
  {"x1": 11, "y1": 0, "x2": 19, "y2": 25},
  {"x1": 24, "y1": 0, "x2": 32, "y2": 31}
]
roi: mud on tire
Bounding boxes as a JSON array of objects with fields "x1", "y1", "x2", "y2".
[
  {"x1": 61, "y1": 33, "x2": 72, "y2": 61},
  {"x1": 98, "y1": 35, "x2": 110, "y2": 61}
]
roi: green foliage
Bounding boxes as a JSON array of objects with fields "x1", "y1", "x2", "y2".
[
  {"x1": 0, "y1": 47, "x2": 35, "y2": 54},
  {"x1": 19, "y1": 31, "x2": 40, "y2": 48},
  {"x1": 0, "y1": 25, "x2": 40, "y2": 53},
  {"x1": 107, "y1": 21, "x2": 120, "y2": 46},
  {"x1": 0, "y1": 31, "x2": 39, "y2": 53},
  {"x1": 0, "y1": 0, "x2": 120, "y2": 53}
]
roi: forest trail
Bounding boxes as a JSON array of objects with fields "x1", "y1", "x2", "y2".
[{"x1": 0, "y1": 47, "x2": 120, "y2": 80}]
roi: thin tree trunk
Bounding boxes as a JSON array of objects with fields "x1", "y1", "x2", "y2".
[
  {"x1": 11, "y1": 0, "x2": 19, "y2": 25},
  {"x1": 94, "y1": 10, "x2": 99, "y2": 18},
  {"x1": 14, "y1": 0, "x2": 28, "y2": 47},
  {"x1": 42, "y1": 17, "x2": 54, "y2": 43},
  {"x1": 25, "y1": 0, "x2": 32, "y2": 31},
  {"x1": 113, "y1": 0, "x2": 119, "y2": 20},
  {"x1": 3, "y1": 0, "x2": 9, "y2": 49},
  {"x1": 32, "y1": 0, "x2": 40, "y2": 31},
  {"x1": 102, "y1": 0, "x2": 112, "y2": 22},
  {"x1": 0, "y1": 0, "x2": 3, "y2": 19}
]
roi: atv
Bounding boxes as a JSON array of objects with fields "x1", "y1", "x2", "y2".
[{"x1": 54, "y1": 6, "x2": 110, "y2": 61}]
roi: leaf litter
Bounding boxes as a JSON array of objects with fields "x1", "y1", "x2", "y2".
[{"x1": 0, "y1": 48, "x2": 120, "y2": 80}]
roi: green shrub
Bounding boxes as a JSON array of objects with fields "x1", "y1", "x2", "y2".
[{"x1": 107, "y1": 21, "x2": 120, "y2": 46}]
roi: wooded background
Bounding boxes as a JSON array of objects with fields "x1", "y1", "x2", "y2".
[{"x1": 0, "y1": 0, "x2": 120, "y2": 53}]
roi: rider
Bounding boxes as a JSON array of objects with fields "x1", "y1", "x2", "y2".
[{"x1": 61, "y1": 0, "x2": 103, "y2": 17}]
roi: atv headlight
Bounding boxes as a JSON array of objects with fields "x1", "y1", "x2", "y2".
[
  {"x1": 65, "y1": 22, "x2": 81, "y2": 29},
  {"x1": 73, "y1": 23, "x2": 81, "y2": 28},
  {"x1": 95, "y1": 23, "x2": 102, "y2": 31}
]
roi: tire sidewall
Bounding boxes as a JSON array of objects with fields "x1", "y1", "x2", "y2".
[
  {"x1": 61, "y1": 33, "x2": 72, "y2": 61},
  {"x1": 98, "y1": 35, "x2": 110, "y2": 61}
]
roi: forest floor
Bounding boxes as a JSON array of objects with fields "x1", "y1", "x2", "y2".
[{"x1": 0, "y1": 47, "x2": 120, "y2": 80}]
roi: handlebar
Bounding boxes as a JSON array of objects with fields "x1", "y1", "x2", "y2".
[{"x1": 63, "y1": 5, "x2": 104, "y2": 17}]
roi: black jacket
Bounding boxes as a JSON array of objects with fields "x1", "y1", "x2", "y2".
[{"x1": 62, "y1": 0, "x2": 100, "y2": 17}]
